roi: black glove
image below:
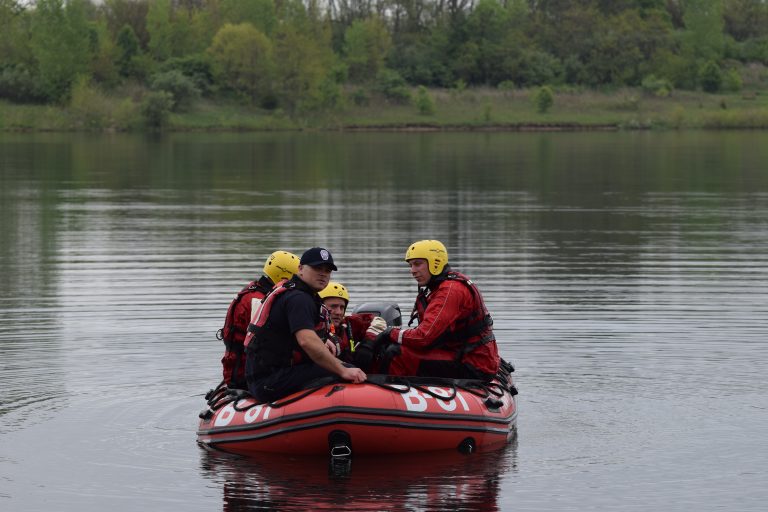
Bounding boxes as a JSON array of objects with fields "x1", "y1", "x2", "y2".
[
  {"x1": 353, "y1": 329, "x2": 392, "y2": 372},
  {"x1": 373, "y1": 327, "x2": 393, "y2": 351},
  {"x1": 377, "y1": 343, "x2": 402, "y2": 374},
  {"x1": 353, "y1": 340, "x2": 375, "y2": 372}
]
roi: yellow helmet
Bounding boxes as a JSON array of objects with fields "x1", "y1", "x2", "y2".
[
  {"x1": 319, "y1": 281, "x2": 350, "y2": 304},
  {"x1": 405, "y1": 240, "x2": 448, "y2": 276},
  {"x1": 263, "y1": 251, "x2": 299, "y2": 284}
]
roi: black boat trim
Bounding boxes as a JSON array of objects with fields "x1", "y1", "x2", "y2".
[
  {"x1": 197, "y1": 403, "x2": 516, "y2": 436},
  {"x1": 198, "y1": 414, "x2": 516, "y2": 445}
]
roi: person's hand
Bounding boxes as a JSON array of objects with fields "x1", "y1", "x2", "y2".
[
  {"x1": 325, "y1": 339, "x2": 338, "y2": 357},
  {"x1": 340, "y1": 366, "x2": 366, "y2": 384},
  {"x1": 365, "y1": 316, "x2": 387, "y2": 339}
]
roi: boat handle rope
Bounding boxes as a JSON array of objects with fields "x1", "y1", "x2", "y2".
[
  {"x1": 265, "y1": 385, "x2": 327, "y2": 409},
  {"x1": 365, "y1": 376, "x2": 461, "y2": 402},
  {"x1": 232, "y1": 384, "x2": 328, "y2": 411},
  {"x1": 201, "y1": 381, "x2": 330, "y2": 417},
  {"x1": 204, "y1": 380, "x2": 227, "y2": 402},
  {"x1": 366, "y1": 376, "x2": 456, "y2": 402},
  {"x1": 365, "y1": 375, "x2": 497, "y2": 402},
  {"x1": 201, "y1": 362, "x2": 517, "y2": 418},
  {"x1": 366, "y1": 375, "x2": 512, "y2": 402}
]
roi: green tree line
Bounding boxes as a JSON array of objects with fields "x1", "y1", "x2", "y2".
[{"x1": 1, "y1": 0, "x2": 767, "y2": 115}]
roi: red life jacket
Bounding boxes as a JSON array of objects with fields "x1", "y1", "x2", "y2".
[
  {"x1": 323, "y1": 313, "x2": 376, "y2": 365},
  {"x1": 217, "y1": 276, "x2": 274, "y2": 388},
  {"x1": 244, "y1": 277, "x2": 330, "y2": 378},
  {"x1": 327, "y1": 324, "x2": 347, "y2": 361},
  {"x1": 411, "y1": 271, "x2": 496, "y2": 362}
]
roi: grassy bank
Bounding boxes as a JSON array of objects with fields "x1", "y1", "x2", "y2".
[{"x1": 2, "y1": 87, "x2": 768, "y2": 132}]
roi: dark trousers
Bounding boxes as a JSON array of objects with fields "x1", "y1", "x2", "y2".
[{"x1": 248, "y1": 363, "x2": 336, "y2": 403}]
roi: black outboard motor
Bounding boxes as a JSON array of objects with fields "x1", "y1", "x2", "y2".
[{"x1": 352, "y1": 302, "x2": 402, "y2": 327}]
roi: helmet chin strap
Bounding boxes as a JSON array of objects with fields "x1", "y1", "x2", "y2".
[
  {"x1": 432, "y1": 265, "x2": 451, "y2": 281},
  {"x1": 408, "y1": 304, "x2": 419, "y2": 327}
]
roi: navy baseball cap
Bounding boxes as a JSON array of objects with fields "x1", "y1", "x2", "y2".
[{"x1": 300, "y1": 247, "x2": 338, "y2": 271}]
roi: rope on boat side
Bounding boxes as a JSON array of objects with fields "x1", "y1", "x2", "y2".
[{"x1": 200, "y1": 357, "x2": 518, "y2": 419}]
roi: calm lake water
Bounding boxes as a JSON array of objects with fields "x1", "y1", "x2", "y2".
[{"x1": 1, "y1": 131, "x2": 767, "y2": 511}]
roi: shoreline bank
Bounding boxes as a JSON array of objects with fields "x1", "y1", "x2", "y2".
[{"x1": 2, "y1": 87, "x2": 768, "y2": 133}]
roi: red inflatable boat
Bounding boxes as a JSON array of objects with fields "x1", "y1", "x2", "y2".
[{"x1": 197, "y1": 368, "x2": 517, "y2": 457}]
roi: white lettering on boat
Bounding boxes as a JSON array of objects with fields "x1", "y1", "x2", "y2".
[
  {"x1": 401, "y1": 388, "x2": 428, "y2": 411},
  {"x1": 243, "y1": 404, "x2": 263, "y2": 423},
  {"x1": 428, "y1": 387, "x2": 457, "y2": 411},
  {"x1": 401, "y1": 388, "x2": 471, "y2": 412},
  {"x1": 214, "y1": 403, "x2": 236, "y2": 427},
  {"x1": 456, "y1": 391, "x2": 470, "y2": 411},
  {"x1": 244, "y1": 404, "x2": 271, "y2": 423}
]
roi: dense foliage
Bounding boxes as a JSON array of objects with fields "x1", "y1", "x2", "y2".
[{"x1": 1, "y1": 0, "x2": 766, "y2": 114}]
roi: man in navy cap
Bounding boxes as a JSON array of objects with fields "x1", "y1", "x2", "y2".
[{"x1": 244, "y1": 247, "x2": 366, "y2": 403}]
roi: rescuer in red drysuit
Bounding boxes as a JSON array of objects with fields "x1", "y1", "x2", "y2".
[
  {"x1": 369, "y1": 240, "x2": 500, "y2": 381},
  {"x1": 319, "y1": 281, "x2": 376, "y2": 363},
  {"x1": 217, "y1": 250, "x2": 299, "y2": 388}
]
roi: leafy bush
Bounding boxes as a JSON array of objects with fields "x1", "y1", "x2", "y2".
[
  {"x1": 534, "y1": 85, "x2": 554, "y2": 113},
  {"x1": 343, "y1": 18, "x2": 392, "y2": 82},
  {"x1": 65, "y1": 83, "x2": 139, "y2": 131},
  {"x1": 329, "y1": 61, "x2": 348, "y2": 85},
  {"x1": 150, "y1": 70, "x2": 200, "y2": 111},
  {"x1": 141, "y1": 91, "x2": 173, "y2": 130},
  {"x1": 641, "y1": 75, "x2": 673, "y2": 97},
  {"x1": 562, "y1": 55, "x2": 589, "y2": 85},
  {"x1": 113, "y1": 98, "x2": 141, "y2": 130},
  {"x1": 699, "y1": 61, "x2": 722, "y2": 93},
  {"x1": 260, "y1": 93, "x2": 279, "y2": 110},
  {"x1": 415, "y1": 86, "x2": 435, "y2": 115},
  {"x1": 69, "y1": 77, "x2": 113, "y2": 130},
  {"x1": 739, "y1": 63, "x2": 768, "y2": 89},
  {"x1": 483, "y1": 102, "x2": 492, "y2": 122},
  {"x1": 351, "y1": 87, "x2": 370, "y2": 106},
  {"x1": 0, "y1": 65, "x2": 48, "y2": 103},
  {"x1": 160, "y1": 55, "x2": 215, "y2": 95},
  {"x1": 316, "y1": 78, "x2": 344, "y2": 110},
  {"x1": 375, "y1": 69, "x2": 411, "y2": 104},
  {"x1": 738, "y1": 37, "x2": 768, "y2": 65},
  {"x1": 497, "y1": 80, "x2": 516, "y2": 91},
  {"x1": 668, "y1": 105, "x2": 686, "y2": 129},
  {"x1": 116, "y1": 24, "x2": 141, "y2": 78},
  {"x1": 647, "y1": 49, "x2": 698, "y2": 90},
  {"x1": 208, "y1": 23, "x2": 273, "y2": 102},
  {"x1": 390, "y1": 38, "x2": 452, "y2": 87},
  {"x1": 722, "y1": 68, "x2": 743, "y2": 93},
  {"x1": 516, "y1": 49, "x2": 564, "y2": 87}
]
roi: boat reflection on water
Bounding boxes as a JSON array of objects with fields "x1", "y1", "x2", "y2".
[{"x1": 199, "y1": 433, "x2": 518, "y2": 512}]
